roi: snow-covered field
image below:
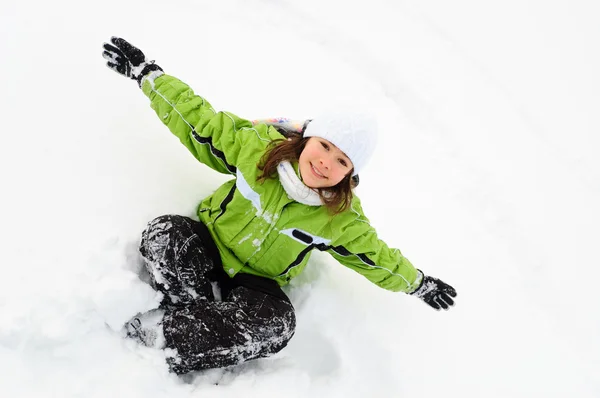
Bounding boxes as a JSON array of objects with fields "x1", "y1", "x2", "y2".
[{"x1": 1, "y1": 0, "x2": 598, "y2": 397}]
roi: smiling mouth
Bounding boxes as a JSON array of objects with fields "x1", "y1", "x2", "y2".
[{"x1": 311, "y1": 163, "x2": 326, "y2": 179}]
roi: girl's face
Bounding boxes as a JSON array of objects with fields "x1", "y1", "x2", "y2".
[{"x1": 299, "y1": 137, "x2": 354, "y2": 188}]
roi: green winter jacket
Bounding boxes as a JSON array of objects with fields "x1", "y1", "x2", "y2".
[{"x1": 142, "y1": 74, "x2": 420, "y2": 293}]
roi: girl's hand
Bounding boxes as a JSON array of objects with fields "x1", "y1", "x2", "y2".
[
  {"x1": 102, "y1": 36, "x2": 163, "y2": 87},
  {"x1": 410, "y1": 271, "x2": 457, "y2": 311}
]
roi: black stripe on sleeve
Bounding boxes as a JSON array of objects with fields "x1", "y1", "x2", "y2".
[
  {"x1": 191, "y1": 130, "x2": 237, "y2": 174},
  {"x1": 329, "y1": 245, "x2": 375, "y2": 266}
]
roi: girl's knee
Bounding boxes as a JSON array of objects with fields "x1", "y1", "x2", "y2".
[
  {"x1": 280, "y1": 305, "x2": 297, "y2": 344},
  {"x1": 262, "y1": 297, "x2": 296, "y2": 346},
  {"x1": 147, "y1": 214, "x2": 189, "y2": 232},
  {"x1": 142, "y1": 215, "x2": 191, "y2": 246},
  {"x1": 140, "y1": 214, "x2": 187, "y2": 261}
]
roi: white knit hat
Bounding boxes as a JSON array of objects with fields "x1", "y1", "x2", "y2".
[{"x1": 304, "y1": 111, "x2": 378, "y2": 176}]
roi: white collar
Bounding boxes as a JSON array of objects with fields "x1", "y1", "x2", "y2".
[{"x1": 277, "y1": 161, "x2": 323, "y2": 206}]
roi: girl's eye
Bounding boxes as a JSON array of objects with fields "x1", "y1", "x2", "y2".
[
  {"x1": 339, "y1": 159, "x2": 347, "y2": 167},
  {"x1": 320, "y1": 142, "x2": 329, "y2": 150}
]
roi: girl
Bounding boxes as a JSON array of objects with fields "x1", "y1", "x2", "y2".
[{"x1": 102, "y1": 37, "x2": 457, "y2": 375}]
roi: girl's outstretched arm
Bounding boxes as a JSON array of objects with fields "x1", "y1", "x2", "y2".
[
  {"x1": 142, "y1": 74, "x2": 271, "y2": 175},
  {"x1": 103, "y1": 36, "x2": 273, "y2": 175},
  {"x1": 328, "y1": 198, "x2": 457, "y2": 310}
]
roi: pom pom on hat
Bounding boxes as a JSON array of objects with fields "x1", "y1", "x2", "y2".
[{"x1": 304, "y1": 111, "x2": 378, "y2": 176}]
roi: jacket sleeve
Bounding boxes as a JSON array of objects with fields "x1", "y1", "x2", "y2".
[
  {"x1": 141, "y1": 74, "x2": 272, "y2": 175},
  {"x1": 326, "y1": 200, "x2": 422, "y2": 293}
]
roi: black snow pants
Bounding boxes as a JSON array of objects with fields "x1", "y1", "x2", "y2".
[{"x1": 138, "y1": 214, "x2": 296, "y2": 374}]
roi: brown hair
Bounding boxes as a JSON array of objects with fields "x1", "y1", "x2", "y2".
[{"x1": 257, "y1": 135, "x2": 356, "y2": 214}]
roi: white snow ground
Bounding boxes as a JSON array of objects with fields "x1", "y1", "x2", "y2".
[{"x1": 1, "y1": 0, "x2": 599, "y2": 397}]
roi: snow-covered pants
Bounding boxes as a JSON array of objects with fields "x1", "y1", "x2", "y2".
[{"x1": 139, "y1": 215, "x2": 296, "y2": 374}]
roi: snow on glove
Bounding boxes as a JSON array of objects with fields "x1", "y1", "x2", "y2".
[
  {"x1": 102, "y1": 37, "x2": 163, "y2": 87},
  {"x1": 410, "y1": 270, "x2": 457, "y2": 311}
]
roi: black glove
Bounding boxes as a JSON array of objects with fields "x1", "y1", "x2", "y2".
[
  {"x1": 102, "y1": 37, "x2": 163, "y2": 87},
  {"x1": 410, "y1": 270, "x2": 457, "y2": 311}
]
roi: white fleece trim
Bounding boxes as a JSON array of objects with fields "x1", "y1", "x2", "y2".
[{"x1": 277, "y1": 161, "x2": 322, "y2": 206}]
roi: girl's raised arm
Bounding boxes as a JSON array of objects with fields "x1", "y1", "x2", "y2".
[{"x1": 103, "y1": 36, "x2": 273, "y2": 175}]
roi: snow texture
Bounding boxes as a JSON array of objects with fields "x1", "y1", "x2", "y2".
[{"x1": 0, "y1": 0, "x2": 599, "y2": 397}]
